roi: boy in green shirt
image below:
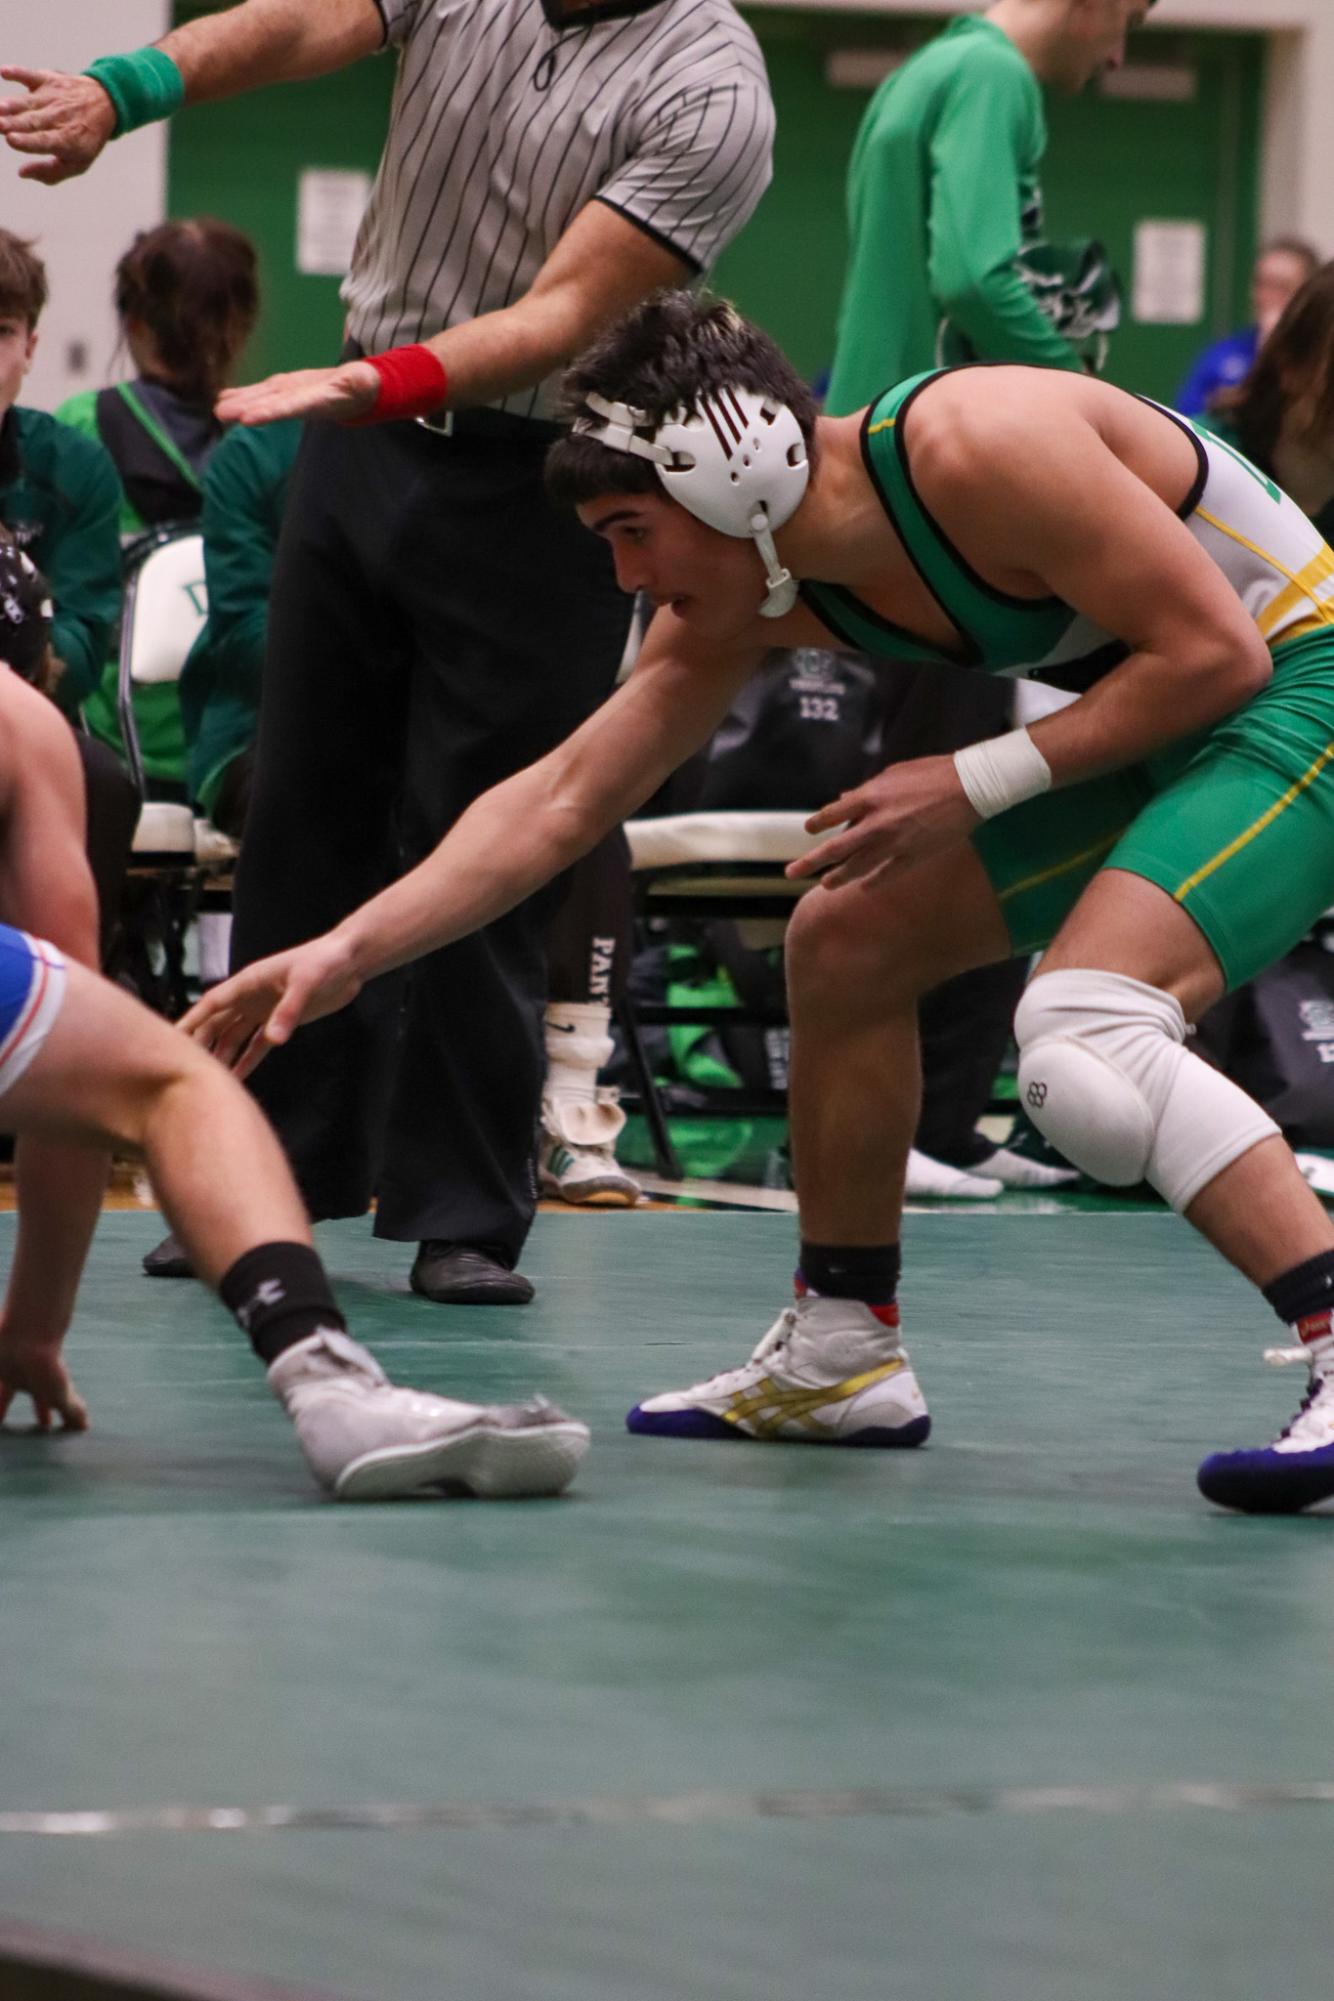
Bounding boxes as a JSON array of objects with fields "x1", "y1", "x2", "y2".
[
  {"x1": 0, "y1": 231, "x2": 121, "y2": 717},
  {"x1": 828, "y1": 0, "x2": 1143, "y2": 413}
]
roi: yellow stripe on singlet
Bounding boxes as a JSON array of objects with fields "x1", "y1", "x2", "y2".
[
  {"x1": 997, "y1": 829, "x2": 1130, "y2": 904},
  {"x1": 1277, "y1": 610, "x2": 1332, "y2": 647},
  {"x1": 1172, "y1": 738, "x2": 1334, "y2": 902},
  {"x1": 867, "y1": 417, "x2": 897, "y2": 435},
  {"x1": 1195, "y1": 509, "x2": 1334, "y2": 638},
  {"x1": 1258, "y1": 547, "x2": 1334, "y2": 640}
]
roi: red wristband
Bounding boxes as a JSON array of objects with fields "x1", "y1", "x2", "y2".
[{"x1": 344, "y1": 344, "x2": 449, "y2": 426}]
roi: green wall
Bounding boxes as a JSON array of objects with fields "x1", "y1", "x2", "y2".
[
  {"x1": 169, "y1": 5, "x2": 1262, "y2": 403},
  {"x1": 710, "y1": 11, "x2": 1262, "y2": 400},
  {"x1": 170, "y1": 1, "x2": 394, "y2": 380}
]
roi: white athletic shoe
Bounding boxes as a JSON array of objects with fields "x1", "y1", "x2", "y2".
[
  {"x1": 268, "y1": 1329, "x2": 590, "y2": 1501},
  {"x1": 627, "y1": 1294, "x2": 930, "y2": 1446},
  {"x1": 973, "y1": 1145, "x2": 1079, "y2": 1190},
  {"x1": 905, "y1": 1147, "x2": 1003, "y2": 1200},
  {"x1": 538, "y1": 1088, "x2": 642, "y2": 1207}
]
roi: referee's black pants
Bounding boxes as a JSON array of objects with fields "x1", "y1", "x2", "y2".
[{"x1": 231, "y1": 419, "x2": 630, "y2": 1258}]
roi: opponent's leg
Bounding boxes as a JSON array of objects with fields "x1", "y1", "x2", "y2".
[
  {"x1": 0, "y1": 953, "x2": 589, "y2": 1501},
  {"x1": 1018, "y1": 868, "x2": 1334, "y2": 1513},
  {"x1": 628, "y1": 844, "x2": 1012, "y2": 1446}
]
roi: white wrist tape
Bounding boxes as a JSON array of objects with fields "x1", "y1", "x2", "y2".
[{"x1": 953, "y1": 728, "x2": 1052, "y2": 820}]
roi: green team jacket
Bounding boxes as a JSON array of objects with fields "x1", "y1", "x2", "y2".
[
  {"x1": 0, "y1": 404, "x2": 122, "y2": 713},
  {"x1": 826, "y1": 16, "x2": 1082, "y2": 415},
  {"x1": 178, "y1": 419, "x2": 301, "y2": 817}
]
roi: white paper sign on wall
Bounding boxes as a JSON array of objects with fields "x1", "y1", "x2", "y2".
[
  {"x1": 1132, "y1": 220, "x2": 1207, "y2": 326},
  {"x1": 297, "y1": 170, "x2": 372, "y2": 278}
]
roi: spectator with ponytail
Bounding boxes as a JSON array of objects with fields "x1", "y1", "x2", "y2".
[
  {"x1": 1209, "y1": 258, "x2": 1334, "y2": 545},
  {"x1": 58, "y1": 218, "x2": 259, "y2": 791}
]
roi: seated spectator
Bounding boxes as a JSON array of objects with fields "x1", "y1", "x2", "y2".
[
  {"x1": 57, "y1": 218, "x2": 259, "y2": 793},
  {"x1": 0, "y1": 230, "x2": 121, "y2": 717},
  {"x1": 179, "y1": 416, "x2": 301, "y2": 839},
  {"x1": 1208, "y1": 257, "x2": 1334, "y2": 540},
  {"x1": 0, "y1": 231, "x2": 137, "y2": 963},
  {"x1": 1176, "y1": 237, "x2": 1319, "y2": 418}
]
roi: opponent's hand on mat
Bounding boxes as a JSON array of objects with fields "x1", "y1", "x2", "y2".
[
  {"x1": 788, "y1": 755, "x2": 980, "y2": 892},
  {"x1": 180, "y1": 936, "x2": 364, "y2": 1079},
  {"x1": 216, "y1": 361, "x2": 380, "y2": 429},
  {"x1": 0, "y1": 1339, "x2": 89, "y2": 1433},
  {"x1": 0, "y1": 69, "x2": 116, "y2": 184}
]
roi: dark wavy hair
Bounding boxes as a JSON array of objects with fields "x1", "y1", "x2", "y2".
[
  {"x1": 546, "y1": 291, "x2": 819, "y2": 509},
  {"x1": 1232, "y1": 259, "x2": 1334, "y2": 474},
  {"x1": 115, "y1": 218, "x2": 259, "y2": 409}
]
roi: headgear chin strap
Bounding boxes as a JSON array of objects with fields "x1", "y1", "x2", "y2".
[{"x1": 574, "y1": 387, "x2": 810, "y2": 618}]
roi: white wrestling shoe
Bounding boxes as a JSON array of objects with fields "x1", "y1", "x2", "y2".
[
  {"x1": 905, "y1": 1147, "x2": 1003, "y2": 1200},
  {"x1": 1197, "y1": 1340, "x2": 1334, "y2": 1515},
  {"x1": 973, "y1": 1145, "x2": 1079, "y2": 1190},
  {"x1": 269, "y1": 1330, "x2": 590, "y2": 1501},
  {"x1": 627, "y1": 1294, "x2": 930, "y2": 1446},
  {"x1": 538, "y1": 1088, "x2": 642, "y2": 1208}
]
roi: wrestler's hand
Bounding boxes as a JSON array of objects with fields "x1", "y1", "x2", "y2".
[
  {"x1": 0, "y1": 68, "x2": 116, "y2": 184},
  {"x1": 216, "y1": 361, "x2": 381, "y2": 429},
  {"x1": 787, "y1": 755, "x2": 981, "y2": 892},
  {"x1": 0, "y1": 1332, "x2": 89, "y2": 1433},
  {"x1": 179, "y1": 934, "x2": 364, "y2": 1079}
]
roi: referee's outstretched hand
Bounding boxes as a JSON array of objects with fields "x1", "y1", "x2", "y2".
[
  {"x1": 0, "y1": 68, "x2": 116, "y2": 185},
  {"x1": 216, "y1": 361, "x2": 381, "y2": 430},
  {"x1": 180, "y1": 935, "x2": 365, "y2": 1081}
]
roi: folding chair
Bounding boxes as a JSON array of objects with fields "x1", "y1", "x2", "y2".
[
  {"x1": 113, "y1": 527, "x2": 211, "y2": 1016},
  {"x1": 618, "y1": 808, "x2": 820, "y2": 1178}
]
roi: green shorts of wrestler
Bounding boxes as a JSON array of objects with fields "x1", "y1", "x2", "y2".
[{"x1": 975, "y1": 630, "x2": 1334, "y2": 992}]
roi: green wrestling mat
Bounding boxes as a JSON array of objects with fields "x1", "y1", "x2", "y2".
[{"x1": 0, "y1": 1211, "x2": 1329, "y2": 2000}]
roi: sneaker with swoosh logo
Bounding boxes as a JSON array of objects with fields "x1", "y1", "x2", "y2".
[{"x1": 627, "y1": 1295, "x2": 930, "y2": 1446}]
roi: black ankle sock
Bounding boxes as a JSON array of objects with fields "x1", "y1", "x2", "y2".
[
  {"x1": 219, "y1": 1242, "x2": 347, "y2": 1367},
  {"x1": 1262, "y1": 1250, "x2": 1334, "y2": 1330},
  {"x1": 798, "y1": 1241, "x2": 900, "y2": 1305}
]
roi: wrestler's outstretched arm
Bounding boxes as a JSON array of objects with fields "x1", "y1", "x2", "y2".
[{"x1": 182, "y1": 619, "x2": 765, "y2": 1073}]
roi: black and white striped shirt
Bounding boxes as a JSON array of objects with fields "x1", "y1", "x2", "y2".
[{"x1": 347, "y1": 0, "x2": 774, "y2": 417}]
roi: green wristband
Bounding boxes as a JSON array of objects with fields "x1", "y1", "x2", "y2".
[{"x1": 83, "y1": 48, "x2": 185, "y2": 138}]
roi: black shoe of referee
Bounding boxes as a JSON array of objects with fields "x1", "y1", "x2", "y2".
[
  {"x1": 143, "y1": 1230, "x2": 195, "y2": 1279},
  {"x1": 410, "y1": 1242, "x2": 534, "y2": 1306}
]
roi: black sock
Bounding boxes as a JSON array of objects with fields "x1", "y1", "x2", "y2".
[
  {"x1": 219, "y1": 1242, "x2": 347, "y2": 1367},
  {"x1": 798, "y1": 1240, "x2": 900, "y2": 1306},
  {"x1": 1262, "y1": 1249, "x2": 1334, "y2": 1333}
]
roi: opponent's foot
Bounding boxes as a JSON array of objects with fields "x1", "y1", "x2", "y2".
[
  {"x1": 627, "y1": 1295, "x2": 930, "y2": 1446},
  {"x1": 411, "y1": 1242, "x2": 534, "y2": 1305},
  {"x1": 1197, "y1": 1342, "x2": 1334, "y2": 1514},
  {"x1": 269, "y1": 1329, "x2": 588, "y2": 1500},
  {"x1": 143, "y1": 1230, "x2": 195, "y2": 1279},
  {"x1": 905, "y1": 1147, "x2": 1002, "y2": 1200},
  {"x1": 538, "y1": 1089, "x2": 641, "y2": 1207},
  {"x1": 973, "y1": 1146, "x2": 1079, "y2": 1190}
]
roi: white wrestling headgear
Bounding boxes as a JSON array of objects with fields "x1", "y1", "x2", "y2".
[{"x1": 572, "y1": 387, "x2": 810, "y2": 618}]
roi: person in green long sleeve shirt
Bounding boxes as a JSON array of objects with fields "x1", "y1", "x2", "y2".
[
  {"x1": 179, "y1": 417, "x2": 301, "y2": 831},
  {"x1": 827, "y1": 0, "x2": 1145, "y2": 417},
  {"x1": 825, "y1": 0, "x2": 1145, "y2": 1197},
  {"x1": 0, "y1": 235, "x2": 121, "y2": 717}
]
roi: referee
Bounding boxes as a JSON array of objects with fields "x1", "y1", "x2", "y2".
[{"x1": 1, "y1": 0, "x2": 774, "y2": 1302}]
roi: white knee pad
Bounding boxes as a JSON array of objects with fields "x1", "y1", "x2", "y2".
[{"x1": 1014, "y1": 969, "x2": 1279, "y2": 1212}]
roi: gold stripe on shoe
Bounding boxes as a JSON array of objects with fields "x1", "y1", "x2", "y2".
[{"x1": 722, "y1": 1358, "x2": 907, "y2": 1439}]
